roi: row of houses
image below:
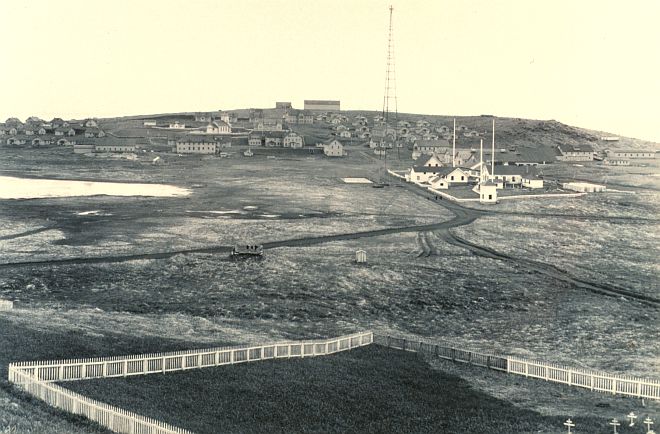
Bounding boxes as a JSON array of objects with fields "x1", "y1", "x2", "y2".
[{"x1": 247, "y1": 131, "x2": 305, "y2": 148}]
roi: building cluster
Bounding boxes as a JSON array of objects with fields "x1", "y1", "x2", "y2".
[
  {"x1": 407, "y1": 153, "x2": 544, "y2": 203},
  {"x1": 0, "y1": 117, "x2": 105, "y2": 147}
]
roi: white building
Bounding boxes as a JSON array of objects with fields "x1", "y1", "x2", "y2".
[
  {"x1": 562, "y1": 182, "x2": 606, "y2": 192},
  {"x1": 202, "y1": 121, "x2": 231, "y2": 134},
  {"x1": 556, "y1": 144, "x2": 594, "y2": 161},
  {"x1": 606, "y1": 150, "x2": 655, "y2": 159},
  {"x1": 323, "y1": 139, "x2": 346, "y2": 157},
  {"x1": 168, "y1": 121, "x2": 186, "y2": 129},
  {"x1": 175, "y1": 137, "x2": 217, "y2": 154},
  {"x1": 477, "y1": 181, "x2": 498, "y2": 203},
  {"x1": 283, "y1": 131, "x2": 304, "y2": 148},
  {"x1": 96, "y1": 144, "x2": 136, "y2": 153}
]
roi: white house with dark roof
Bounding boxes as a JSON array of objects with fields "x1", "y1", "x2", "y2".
[
  {"x1": 84, "y1": 128, "x2": 106, "y2": 138},
  {"x1": 248, "y1": 132, "x2": 264, "y2": 147},
  {"x1": 556, "y1": 144, "x2": 594, "y2": 161},
  {"x1": 491, "y1": 165, "x2": 544, "y2": 188},
  {"x1": 190, "y1": 121, "x2": 231, "y2": 135},
  {"x1": 409, "y1": 166, "x2": 468, "y2": 184},
  {"x1": 31, "y1": 137, "x2": 51, "y2": 146},
  {"x1": 283, "y1": 131, "x2": 304, "y2": 148},
  {"x1": 323, "y1": 139, "x2": 346, "y2": 157},
  {"x1": 6, "y1": 136, "x2": 28, "y2": 145},
  {"x1": 414, "y1": 153, "x2": 445, "y2": 168}
]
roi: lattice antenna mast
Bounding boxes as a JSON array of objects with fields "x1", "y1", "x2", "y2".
[{"x1": 382, "y1": 5, "x2": 398, "y2": 159}]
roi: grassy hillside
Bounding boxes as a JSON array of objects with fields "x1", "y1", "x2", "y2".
[{"x1": 93, "y1": 109, "x2": 658, "y2": 155}]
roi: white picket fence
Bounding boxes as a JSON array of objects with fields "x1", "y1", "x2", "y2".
[
  {"x1": 8, "y1": 331, "x2": 374, "y2": 434},
  {"x1": 374, "y1": 334, "x2": 660, "y2": 401},
  {"x1": 507, "y1": 356, "x2": 660, "y2": 400},
  {"x1": 0, "y1": 299, "x2": 13, "y2": 311}
]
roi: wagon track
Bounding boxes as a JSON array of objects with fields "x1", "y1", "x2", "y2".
[
  {"x1": 0, "y1": 173, "x2": 655, "y2": 308},
  {"x1": 440, "y1": 230, "x2": 660, "y2": 308}
]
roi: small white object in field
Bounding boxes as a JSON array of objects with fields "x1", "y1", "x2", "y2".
[
  {"x1": 342, "y1": 178, "x2": 373, "y2": 184},
  {"x1": 564, "y1": 419, "x2": 575, "y2": 433},
  {"x1": 609, "y1": 418, "x2": 620, "y2": 433},
  {"x1": 628, "y1": 412, "x2": 637, "y2": 426},
  {"x1": 644, "y1": 417, "x2": 654, "y2": 431}
]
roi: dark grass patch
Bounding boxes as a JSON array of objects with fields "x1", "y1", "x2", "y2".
[{"x1": 63, "y1": 345, "x2": 602, "y2": 434}]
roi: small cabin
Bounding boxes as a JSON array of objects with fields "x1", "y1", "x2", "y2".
[{"x1": 355, "y1": 250, "x2": 367, "y2": 264}]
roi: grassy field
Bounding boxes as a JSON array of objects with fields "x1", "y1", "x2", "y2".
[
  {"x1": 0, "y1": 144, "x2": 658, "y2": 432},
  {"x1": 62, "y1": 345, "x2": 610, "y2": 434}
]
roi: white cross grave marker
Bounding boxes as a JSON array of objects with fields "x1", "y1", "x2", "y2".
[
  {"x1": 644, "y1": 417, "x2": 654, "y2": 433},
  {"x1": 609, "y1": 418, "x2": 621, "y2": 434},
  {"x1": 628, "y1": 412, "x2": 637, "y2": 427},
  {"x1": 564, "y1": 418, "x2": 575, "y2": 434}
]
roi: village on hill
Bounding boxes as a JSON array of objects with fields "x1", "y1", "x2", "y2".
[{"x1": 1, "y1": 100, "x2": 657, "y2": 205}]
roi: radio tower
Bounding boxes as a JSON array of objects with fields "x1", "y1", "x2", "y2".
[{"x1": 382, "y1": 5, "x2": 398, "y2": 159}]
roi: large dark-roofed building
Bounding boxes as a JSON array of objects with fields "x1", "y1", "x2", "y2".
[{"x1": 304, "y1": 100, "x2": 340, "y2": 111}]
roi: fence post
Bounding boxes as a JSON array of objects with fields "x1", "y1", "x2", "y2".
[
  {"x1": 102, "y1": 362, "x2": 107, "y2": 377},
  {"x1": 486, "y1": 356, "x2": 491, "y2": 369},
  {"x1": 590, "y1": 373, "x2": 594, "y2": 390},
  {"x1": 567, "y1": 369, "x2": 571, "y2": 386},
  {"x1": 162, "y1": 357, "x2": 166, "y2": 374},
  {"x1": 58, "y1": 365, "x2": 63, "y2": 381},
  {"x1": 123, "y1": 360, "x2": 128, "y2": 377},
  {"x1": 612, "y1": 378, "x2": 617, "y2": 395},
  {"x1": 143, "y1": 359, "x2": 147, "y2": 375}
]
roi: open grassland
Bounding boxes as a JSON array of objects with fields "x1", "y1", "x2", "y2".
[
  {"x1": 0, "y1": 146, "x2": 658, "y2": 432},
  {"x1": 453, "y1": 212, "x2": 660, "y2": 297},
  {"x1": 0, "y1": 150, "x2": 448, "y2": 264},
  {"x1": 2, "y1": 230, "x2": 657, "y2": 378},
  {"x1": 63, "y1": 345, "x2": 609, "y2": 434}
]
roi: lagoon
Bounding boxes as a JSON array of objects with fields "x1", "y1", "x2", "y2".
[{"x1": 0, "y1": 176, "x2": 191, "y2": 199}]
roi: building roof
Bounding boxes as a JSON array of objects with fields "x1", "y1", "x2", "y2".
[
  {"x1": 559, "y1": 143, "x2": 594, "y2": 153},
  {"x1": 412, "y1": 166, "x2": 458, "y2": 175},
  {"x1": 177, "y1": 135, "x2": 221, "y2": 144},
  {"x1": 492, "y1": 164, "x2": 538, "y2": 176},
  {"x1": 324, "y1": 138, "x2": 343, "y2": 146},
  {"x1": 415, "y1": 139, "x2": 451, "y2": 148}
]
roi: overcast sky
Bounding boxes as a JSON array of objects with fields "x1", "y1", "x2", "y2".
[{"x1": 1, "y1": 0, "x2": 658, "y2": 141}]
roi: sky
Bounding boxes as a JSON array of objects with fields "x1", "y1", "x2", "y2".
[{"x1": 1, "y1": 0, "x2": 659, "y2": 141}]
